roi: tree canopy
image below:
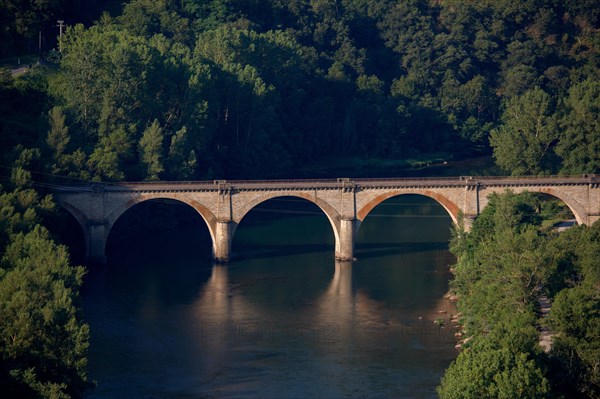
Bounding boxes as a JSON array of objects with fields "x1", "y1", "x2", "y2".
[
  {"x1": 3, "y1": 0, "x2": 598, "y2": 180},
  {"x1": 440, "y1": 191, "x2": 600, "y2": 398}
]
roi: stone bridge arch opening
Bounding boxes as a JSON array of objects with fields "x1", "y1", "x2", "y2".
[
  {"x1": 356, "y1": 194, "x2": 454, "y2": 259},
  {"x1": 358, "y1": 190, "x2": 460, "y2": 225},
  {"x1": 484, "y1": 190, "x2": 578, "y2": 230},
  {"x1": 233, "y1": 195, "x2": 337, "y2": 260},
  {"x1": 530, "y1": 192, "x2": 577, "y2": 227},
  {"x1": 106, "y1": 198, "x2": 213, "y2": 263},
  {"x1": 495, "y1": 188, "x2": 585, "y2": 226},
  {"x1": 46, "y1": 204, "x2": 87, "y2": 266},
  {"x1": 353, "y1": 193, "x2": 456, "y2": 309}
]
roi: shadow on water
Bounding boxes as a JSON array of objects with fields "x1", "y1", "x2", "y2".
[
  {"x1": 85, "y1": 199, "x2": 214, "y2": 306},
  {"x1": 356, "y1": 241, "x2": 450, "y2": 259},
  {"x1": 82, "y1": 194, "x2": 458, "y2": 398},
  {"x1": 232, "y1": 242, "x2": 334, "y2": 261},
  {"x1": 43, "y1": 206, "x2": 87, "y2": 266}
]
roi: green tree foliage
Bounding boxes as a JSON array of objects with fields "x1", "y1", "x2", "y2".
[
  {"x1": 0, "y1": 156, "x2": 89, "y2": 398},
  {"x1": 46, "y1": 107, "x2": 70, "y2": 175},
  {"x1": 54, "y1": 21, "x2": 213, "y2": 180},
  {"x1": 489, "y1": 88, "x2": 559, "y2": 175},
  {"x1": 34, "y1": 0, "x2": 600, "y2": 178},
  {"x1": 0, "y1": 0, "x2": 65, "y2": 54},
  {"x1": 119, "y1": 0, "x2": 192, "y2": 43},
  {"x1": 449, "y1": 192, "x2": 552, "y2": 344},
  {"x1": 556, "y1": 79, "x2": 600, "y2": 174},
  {"x1": 167, "y1": 127, "x2": 197, "y2": 180},
  {"x1": 0, "y1": 70, "x2": 50, "y2": 167},
  {"x1": 549, "y1": 285, "x2": 599, "y2": 397},
  {"x1": 138, "y1": 119, "x2": 165, "y2": 180},
  {"x1": 545, "y1": 222, "x2": 600, "y2": 397},
  {"x1": 444, "y1": 190, "x2": 600, "y2": 398},
  {"x1": 438, "y1": 347, "x2": 549, "y2": 399},
  {"x1": 0, "y1": 227, "x2": 89, "y2": 398},
  {"x1": 444, "y1": 192, "x2": 544, "y2": 394}
]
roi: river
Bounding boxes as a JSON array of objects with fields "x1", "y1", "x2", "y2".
[{"x1": 81, "y1": 194, "x2": 457, "y2": 398}]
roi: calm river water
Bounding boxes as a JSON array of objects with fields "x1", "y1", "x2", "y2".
[{"x1": 82, "y1": 195, "x2": 457, "y2": 398}]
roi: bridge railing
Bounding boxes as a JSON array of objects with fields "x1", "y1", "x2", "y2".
[{"x1": 50, "y1": 174, "x2": 597, "y2": 192}]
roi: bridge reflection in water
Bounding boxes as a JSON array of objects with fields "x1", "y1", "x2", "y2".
[{"x1": 82, "y1": 194, "x2": 459, "y2": 397}]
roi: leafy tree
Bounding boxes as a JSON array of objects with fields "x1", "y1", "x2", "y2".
[
  {"x1": 545, "y1": 222, "x2": 600, "y2": 397},
  {"x1": 556, "y1": 79, "x2": 600, "y2": 174},
  {"x1": 0, "y1": 227, "x2": 89, "y2": 398},
  {"x1": 119, "y1": 0, "x2": 192, "y2": 43},
  {"x1": 167, "y1": 127, "x2": 197, "y2": 180},
  {"x1": 46, "y1": 107, "x2": 69, "y2": 157},
  {"x1": 138, "y1": 119, "x2": 165, "y2": 180},
  {"x1": 445, "y1": 189, "x2": 600, "y2": 398},
  {"x1": 0, "y1": 157, "x2": 89, "y2": 397},
  {"x1": 548, "y1": 284, "x2": 600, "y2": 398},
  {"x1": 54, "y1": 20, "x2": 214, "y2": 180},
  {"x1": 86, "y1": 128, "x2": 132, "y2": 181},
  {"x1": 438, "y1": 347, "x2": 549, "y2": 399},
  {"x1": 46, "y1": 107, "x2": 70, "y2": 175},
  {"x1": 0, "y1": 0, "x2": 65, "y2": 50},
  {"x1": 440, "y1": 74, "x2": 497, "y2": 147},
  {"x1": 500, "y1": 64, "x2": 542, "y2": 98},
  {"x1": 490, "y1": 88, "x2": 559, "y2": 175},
  {"x1": 55, "y1": 23, "x2": 111, "y2": 140},
  {"x1": 0, "y1": 69, "x2": 50, "y2": 167}
]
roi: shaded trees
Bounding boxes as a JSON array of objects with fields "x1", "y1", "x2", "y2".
[
  {"x1": 54, "y1": 21, "x2": 214, "y2": 180},
  {"x1": 38, "y1": 0, "x2": 600, "y2": 179},
  {"x1": 0, "y1": 157, "x2": 89, "y2": 398},
  {"x1": 489, "y1": 88, "x2": 559, "y2": 175},
  {"x1": 545, "y1": 222, "x2": 600, "y2": 397},
  {"x1": 138, "y1": 120, "x2": 165, "y2": 180},
  {"x1": 556, "y1": 79, "x2": 600, "y2": 174},
  {"x1": 441, "y1": 190, "x2": 600, "y2": 398}
]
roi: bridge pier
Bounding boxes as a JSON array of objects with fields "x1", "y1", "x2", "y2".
[
  {"x1": 213, "y1": 221, "x2": 233, "y2": 262},
  {"x1": 462, "y1": 215, "x2": 478, "y2": 232},
  {"x1": 335, "y1": 218, "x2": 357, "y2": 261},
  {"x1": 87, "y1": 220, "x2": 108, "y2": 265}
]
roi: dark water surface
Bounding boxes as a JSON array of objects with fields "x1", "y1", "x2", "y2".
[{"x1": 82, "y1": 195, "x2": 457, "y2": 398}]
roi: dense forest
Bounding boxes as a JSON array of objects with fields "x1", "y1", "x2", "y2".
[
  {"x1": 1, "y1": 0, "x2": 600, "y2": 180},
  {"x1": 439, "y1": 192, "x2": 599, "y2": 398},
  {"x1": 0, "y1": 161, "x2": 89, "y2": 396},
  {"x1": 0, "y1": 0, "x2": 599, "y2": 397}
]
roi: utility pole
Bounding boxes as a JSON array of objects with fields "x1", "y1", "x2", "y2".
[{"x1": 56, "y1": 20, "x2": 65, "y2": 52}]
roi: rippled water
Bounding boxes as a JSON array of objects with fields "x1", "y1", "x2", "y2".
[{"x1": 82, "y1": 195, "x2": 457, "y2": 398}]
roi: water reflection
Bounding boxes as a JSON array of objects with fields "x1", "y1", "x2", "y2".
[{"x1": 84, "y1": 195, "x2": 459, "y2": 398}]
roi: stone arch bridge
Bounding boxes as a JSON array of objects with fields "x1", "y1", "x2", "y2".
[{"x1": 52, "y1": 176, "x2": 600, "y2": 264}]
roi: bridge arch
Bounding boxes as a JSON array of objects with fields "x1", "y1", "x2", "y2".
[
  {"x1": 357, "y1": 190, "x2": 460, "y2": 226},
  {"x1": 55, "y1": 200, "x2": 91, "y2": 261},
  {"x1": 488, "y1": 187, "x2": 588, "y2": 225},
  {"x1": 235, "y1": 191, "x2": 342, "y2": 252},
  {"x1": 106, "y1": 195, "x2": 219, "y2": 259}
]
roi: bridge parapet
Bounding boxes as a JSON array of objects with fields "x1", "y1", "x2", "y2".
[{"x1": 51, "y1": 175, "x2": 597, "y2": 193}]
